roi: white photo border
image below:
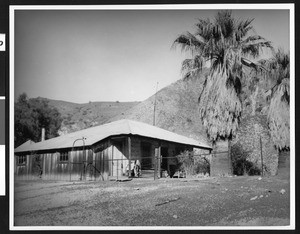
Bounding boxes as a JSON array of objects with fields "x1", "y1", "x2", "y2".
[{"x1": 9, "y1": 3, "x2": 295, "y2": 231}]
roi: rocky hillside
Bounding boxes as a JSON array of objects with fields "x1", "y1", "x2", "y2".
[
  {"x1": 110, "y1": 70, "x2": 211, "y2": 144},
  {"x1": 40, "y1": 98, "x2": 140, "y2": 135}
]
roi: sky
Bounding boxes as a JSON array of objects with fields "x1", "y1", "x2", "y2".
[{"x1": 14, "y1": 7, "x2": 290, "y2": 103}]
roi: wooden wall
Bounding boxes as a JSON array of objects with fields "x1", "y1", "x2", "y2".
[
  {"x1": 14, "y1": 139, "x2": 124, "y2": 181},
  {"x1": 14, "y1": 136, "x2": 202, "y2": 181}
]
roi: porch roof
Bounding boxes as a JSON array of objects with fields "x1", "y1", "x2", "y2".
[{"x1": 15, "y1": 119, "x2": 212, "y2": 153}]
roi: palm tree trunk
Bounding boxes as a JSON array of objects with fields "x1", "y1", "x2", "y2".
[{"x1": 210, "y1": 139, "x2": 232, "y2": 176}]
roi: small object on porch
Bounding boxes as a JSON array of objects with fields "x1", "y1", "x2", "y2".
[
  {"x1": 125, "y1": 168, "x2": 134, "y2": 177},
  {"x1": 161, "y1": 170, "x2": 169, "y2": 178},
  {"x1": 134, "y1": 160, "x2": 142, "y2": 177},
  {"x1": 178, "y1": 170, "x2": 186, "y2": 178},
  {"x1": 126, "y1": 161, "x2": 136, "y2": 177},
  {"x1": 126, "y1": 160, "x2": 142, "y2": 177}
]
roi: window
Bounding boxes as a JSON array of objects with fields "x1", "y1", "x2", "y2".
[
  {"x1": 18, "y1": 155, "x2": 26, "y2": 165},
  {"x1": 60, "y1": 151, "x2": 69, "y2": 162}
]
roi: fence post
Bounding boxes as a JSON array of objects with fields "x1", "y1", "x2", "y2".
[
  {"x1": 69, "y1": 151, "x2": 72, "y2": 182},
  {"x1": 154, "y1": 148, "x2": 157, "y2": 180},
  {"x1": 94, "y1": 158, "x2": 96, "y2": 181},
  {"x1": 117, "y1": 159, "x2": 119, "y2": 181},
  {"x1": 209, "y1": 149, "x2": 212, "y2": 176},
  {"x1": 260, "y1": 136, "x2": 264, "y2": 176},
  {"x1": 158, "y1": 144, "x2": 161, "y2": 179},
  {"x1": 128, "y1": 136, "x2": 132, "y2": 178}
]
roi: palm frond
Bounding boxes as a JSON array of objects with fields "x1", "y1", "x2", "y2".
[
  {"x1": 236, "y1": 18, "x2": 254, "y2": 39},
  {"x1": 195, "y1": 18, "x2": 215, "y2": 41},
  {"x1": 173, "y1": 10, "x2": 275, "y2": 142},
  {"x1": 199, "y1": 72, "x2": 242, "y2": 141},
  {"x1": 172, "y1": 32, "x2": 205, "y2": 54},
  {"x1": 268, "y1": 82, "x2": 290, "y2": 149},
  {"x1": 260, "y1": 49, "x2": 290, "y2": 149},
  {"x1": 242, "y1": 40, "x2": 273, "y2": 58},
  {"x1": 181, "y1": 56, "x2": 205, "y2": 80}
]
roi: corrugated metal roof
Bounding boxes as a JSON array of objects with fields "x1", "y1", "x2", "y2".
[{"x1": 15, "y1": 119, "x2": 212, "y2": 153}]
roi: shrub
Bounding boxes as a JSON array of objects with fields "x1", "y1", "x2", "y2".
[
  {"x1": 176, "y1": 151, "x2": 210, "y2": 177},
  {"x1": 231, "y1": 143, "x2": 262, "y2": 176}
]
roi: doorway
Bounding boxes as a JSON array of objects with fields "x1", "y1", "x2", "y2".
[
  {"x1": 161, "y1": 147, "x2": 168, "y2": 170},
  {"x1": 141, "y1": 142, "x2": 152, "y2": 169}
]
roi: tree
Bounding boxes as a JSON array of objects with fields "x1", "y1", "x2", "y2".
[
  {"x1": 259, "y1": 49, "x2": 290, "y2": 150},
  {"x1": 173, "y1": 10, "x2": 273, "y2": 142},
  {"x1": 15, "y1": 93, "x2": 63, "y2": 147}
]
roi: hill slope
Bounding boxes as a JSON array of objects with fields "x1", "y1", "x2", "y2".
[
  {"x1": 109, "y1": 70, "x2": 210, "y2": 144},
  {"x1": 41, "y1": 70, "x2": 210, "y2": 144},
  {"x1": 38, "y1": 66, "x2": 271, "y2": 148},
  {"x1": 39, "y1": 98, "x2": 140, "y2": 134}
]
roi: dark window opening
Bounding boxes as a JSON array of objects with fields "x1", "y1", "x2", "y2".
[
  {"x1": 60, "y1": 151, "x2": 69, "y2": 162},
  {"x1": 161, "y1": 147, "x2": 168, "y2": 170},
  {"x1": 18, "y1": 155, "x2": 26, "y2": 165},
  {"x1": 175, "y1": 147, "x2": 185, "y2": 156}
]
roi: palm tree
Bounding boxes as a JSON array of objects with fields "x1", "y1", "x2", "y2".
[
  {"x1": 173, "y1": 10, "x2": 273, "y2": 142},
  {"x1": 259, "y1": 49, "x2": 290, "y2": 150}
]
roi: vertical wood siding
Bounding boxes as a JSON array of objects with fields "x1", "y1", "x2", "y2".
[{"x1": 15, "y1": 136, "x2": 199, "y2": 181}]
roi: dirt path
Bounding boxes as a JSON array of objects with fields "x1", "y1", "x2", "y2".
[{"x1": 14, "y1": 175, "x2": 290, "y2": 227}]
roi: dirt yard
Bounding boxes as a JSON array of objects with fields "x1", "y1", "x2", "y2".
[{"x1": 14, "y1": 175, "x2": 290, "y2": 227}]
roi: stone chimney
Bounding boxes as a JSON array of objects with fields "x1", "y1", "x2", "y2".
[{"x1": 41, "y1": 128, "x2": 45, "y2": 142}]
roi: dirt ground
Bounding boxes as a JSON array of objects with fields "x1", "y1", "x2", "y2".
[{"x1": 14, "y1": 175, "x2": 290, "y2": 227}]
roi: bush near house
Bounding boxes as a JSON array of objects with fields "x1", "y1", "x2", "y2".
[
  {"x1": 231, "y1": 142, "x2": 261, "y2": 176},
  {"x1": 231, "y1": 114, "x2": 278, "y2": 176},
  {"x1": 176, "y1": 151, "x2": 210, "y2": 177}
]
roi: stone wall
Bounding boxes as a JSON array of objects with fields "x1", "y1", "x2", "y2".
[{"x1": 231, "y1": 114, "x2": 278, "y2": 176}]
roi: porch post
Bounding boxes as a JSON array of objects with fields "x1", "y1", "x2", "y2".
[
  {"x1": 128, "y1": 136, "x2": 132, "y2": 178},
  {"x1": 154, "y1": 147, "x2": 157, "y2": 180},
  {"x1": 158, "y1": 143, "x2": 161, "y2": 178}
]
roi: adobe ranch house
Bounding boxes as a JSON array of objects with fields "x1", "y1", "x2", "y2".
[{"x1": 14, "y1": 119, "x2": 212, "y2": 181}]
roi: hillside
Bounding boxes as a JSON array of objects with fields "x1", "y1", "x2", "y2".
[
  {"x1": 110, "y1": 70, "x2": 211, "y2": 144},
  {"x1": 43, "y1": 67, "x2": 268, "y2": 147},
  {"x1": 38, "y1": 98, "x2": 140, "y2": 135},
  {"x1": 107, "y1": 67, "x2": 269, "y2": 146},
  {"x1": 40, "y1": 70, "x2": 211, "y2": 144}
]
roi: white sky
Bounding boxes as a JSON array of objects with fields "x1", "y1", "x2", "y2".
[{"x1": 14, "y1": 8, "x2": 290, "y2": 103}]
